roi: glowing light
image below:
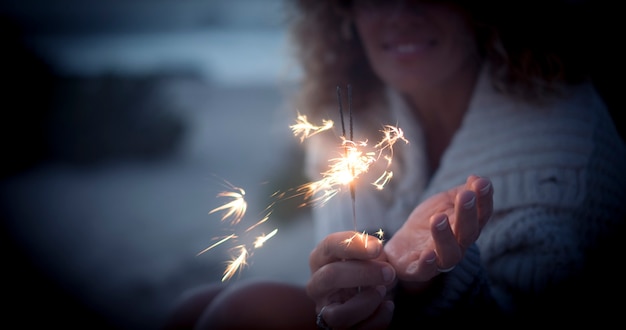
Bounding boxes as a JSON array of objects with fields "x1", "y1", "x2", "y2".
[
  {"x1": 222, "y1": 245, "x2": 249, "y2": 282},
  {"x1": 341, "y1": 230, "x2": 385, "y2": 248},
  {"x1": 342, "y1": 231, "x2": 369, "y2": 247},
  {"x1": 375, "y1": 125, "x2": 408, "y2": 158},
  {"x1": 290, "y1": 113, "x2": 334, "y2": 142},
  {"x1": 374, "y1": 228, "x2": 385, "y2": 240},
  {"x1": 201, "y1": 179, "x2": 279, "y2": 282},
  {"x1": 199, "y1": 88, "x2": 407, "y2": 282},
  {"x1": 245, "y1": 211, "x2": 272, "y2": 232},
  {"x1": 196, "y1": 234, "x2": 236, "y2": 256},
  {"x1": 254, "y1": 228, "x2": 278, "y2": 248},
  {"x1": 292, "y1": 121, "x2": 408, "y2": 208},
  {"x1": 373, "y1": 171, "x2": 393, "y2": 190},
  {"x1": 208, "y1": 185, "x2": 247, "y2": 225}
]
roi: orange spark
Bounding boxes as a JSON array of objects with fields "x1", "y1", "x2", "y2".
[
  {"x1": 342, "y1": 231, "x2": 369, "y2": 247},
  {"x1": 253, "y1": 228, "x2": 278, "y2": 248},
  {"x1": 202, "y1": 178, "x2": 281, "y2": 281},
  {"x1": 290, "y1": 113, "x2": 334, "y2": 142},
  {"x1": 196, "y1": 234, "x2": 236, "y2": 256},
  {"x1": 245, "y1": 211, "x2": 272, "y2": 232},
  {"x1": 372, "y1": 171, "x2": 393, "y2": 190},
  {"x1": 374, "y1": 228, "x2": 385, "y2": 240},
  {"x1": 374, "y1": 125, "x2": 409, "y2": 167},
  {"x1": 222, "y1": 245, "x2": 249, "y2": 282},
  {"x1": 208, "y1": 186, "x2": 247, "y2": 225},
  {"x1": 341, "y1": 230, "x2": 384, "y2": 249}
]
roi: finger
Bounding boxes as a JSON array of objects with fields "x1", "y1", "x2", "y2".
[
  {"x1": 471, "y1": 176, "x2": 493, "y2": 229},
  {"x1": 453, "y1": 189, "x2": 479, "y2": 250},
  {"x1": 398, "y1": 249, "x2": 437, "y2": 281},
  {"x1": 310, "y1": 231, "x2": 383, "y2": 271},
  {"x1": 397, "y1": 214, "x2": 456, "y2": 280},
  {"x1": 307, "y1": 260, "x2": 395, "y2": 300},
  {"x1": 431, "y1": 213, "x2": 462, "y2": 269},
  {"x1": 322, "y1": 286, "x2": 388, "y2": 329}
]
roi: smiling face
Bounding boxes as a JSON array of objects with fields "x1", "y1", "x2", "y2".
[{"x1": 351, "y1": 0, "x2": 480, "y2": 93}]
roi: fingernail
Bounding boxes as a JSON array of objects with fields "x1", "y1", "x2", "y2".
[
  {"x1": 435, "y1": 215, "x2": 448, "y2": 231},
  {"x1": 425, "y1": 251, "x2": 436, "y2": 264},
  {"x1": 479, "y1": 181, "x2": 491, "y2": 196},
  {"x1": 463, "y1": 194, "x2": 476, "y2": 209},
  {"x1": 385, "y1": 300, "x2": 395, "y2": 312},
  {"x1": 376, "y1": 285, "x2": 386, "y2": 297},
  {"x1": 367, "y1": 239, "x2": 381, "y2": 256},
  {"x1": 406, "y1": 261, "x2": 419, "y2": 274},
  {"x1": 407, "y1": 251, "x2": 435, "y2": 274},
  {"x1": 382, "y1": 266, "x2": 394, "y2": 282}
]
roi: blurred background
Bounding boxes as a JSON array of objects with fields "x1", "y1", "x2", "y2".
[
  {"x1": 0, "y1": 0, "x2": 313, "y2": 329},
  {"x1": 1, "y1": 1, "x2": 623, "y2": 329}
]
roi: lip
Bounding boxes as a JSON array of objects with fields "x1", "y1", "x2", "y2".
[{"x1": 383, "y1": 39, "x2": 437, "y2": 57}]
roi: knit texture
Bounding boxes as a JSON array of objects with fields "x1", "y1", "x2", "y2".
[{"x1": 304, "y1": 65, "x2": 626, "y2": 321}]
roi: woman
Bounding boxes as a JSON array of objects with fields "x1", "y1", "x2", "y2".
[{"x1": 165, "y1": 0, "x2": 626, "y2": 328}]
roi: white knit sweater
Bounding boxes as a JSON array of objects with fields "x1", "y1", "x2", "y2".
[{"x1": 304, "y1": 66, "x2": 626, "y2": 320}]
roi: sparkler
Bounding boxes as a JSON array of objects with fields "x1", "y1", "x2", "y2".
[
  {"x1": 290, "y1": 85, "x2": 409, "y2": 232},
  {"x1": 200, "y1": 86, "x2": 408, "y2": 282},
  {"x1": 337, "y1": 85, "x2": 358, "y2": 230}
]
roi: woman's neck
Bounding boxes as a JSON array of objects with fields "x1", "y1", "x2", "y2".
[{"x1": 405, "y1": 62, "x2": 481, "y2": 174}]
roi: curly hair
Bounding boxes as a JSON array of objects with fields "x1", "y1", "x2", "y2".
[{"x1": 283, "y1": 0, "x2": 595, "y2": 117}]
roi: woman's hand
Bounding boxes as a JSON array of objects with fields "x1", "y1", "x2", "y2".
[
  {"x1": 385, "y1": 175, "x2": 493, "y2": 286},
  {"x1": 306, "y1": 231, "x2": 396, "y2": 329}
]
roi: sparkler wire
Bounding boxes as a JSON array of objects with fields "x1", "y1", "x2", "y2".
[{"x1": 337, "y1": 85, "x2": 358, "y2": 231}]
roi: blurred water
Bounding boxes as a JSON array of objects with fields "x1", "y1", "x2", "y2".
[
  {"x1": 25, "y1": 28, "x2": 301, "y2": 87},
  {"x1": 1, "y1": 79, "x2": 314, "y2": 329},
  {"x1": 2, "y1": 2, "x2": 315, "y2": 328}
]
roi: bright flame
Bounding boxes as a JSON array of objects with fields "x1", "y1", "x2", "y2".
[
  {"x1": 292, "y1": 119, "x2": 408, "y2": 208},
  {"x1": 296, "y1": 140, "x2": 375, "y2": 207}
]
